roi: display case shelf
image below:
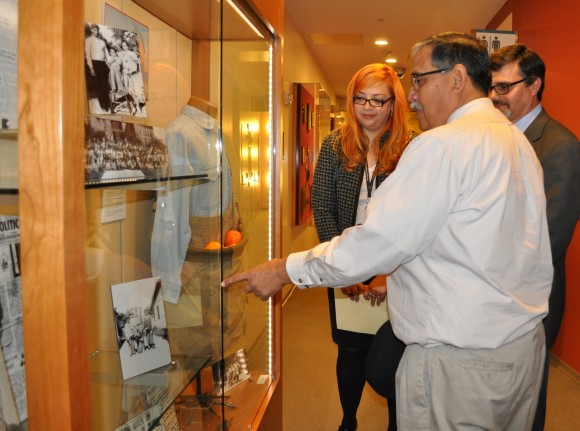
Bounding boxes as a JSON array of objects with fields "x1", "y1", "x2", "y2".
[
  {"x1": 89, "y1": 352, "x2": 211, "y2": 430},
  {"x1": 84, "y1": 174, "x2": 208, "y2": 190}
]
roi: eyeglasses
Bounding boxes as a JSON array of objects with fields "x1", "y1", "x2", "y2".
[
  {"x1": 489, "y1": 78, "x2": 526, "y2": 95},
  {"x1": 410, "y1": 68, "x2": 452, "y2": 91},
  {"x1": 353, "y1": 95, "x2": 392, "y2": 107}
]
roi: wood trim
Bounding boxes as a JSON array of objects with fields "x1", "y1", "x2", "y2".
[
  {"x1": 249, "y1": 377, "x2": 282, "y2": 430},
  {"x1": 551, "y1": 353, "x2": 580, "y2": 385},
  {"x1": 19, "y1": 0, "x2": 89, "y2": 429},
  {"x1": 248, "y1": 293, "x2": 283, "y2": 429}
]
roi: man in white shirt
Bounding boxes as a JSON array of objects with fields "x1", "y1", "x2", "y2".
[
  {"x1": 223, "y1": 32, "x2": 552, "y2": 429},
  {"x1": 490, "y1": 44, "x2": 580, "y2": 431},
  {"x1": 84, "y1": 23, "x2": 111, "y2": 113}
]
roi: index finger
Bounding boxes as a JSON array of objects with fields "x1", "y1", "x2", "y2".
[{"x1": 221, "y1": 271, "x2": 249, "y2": 288}]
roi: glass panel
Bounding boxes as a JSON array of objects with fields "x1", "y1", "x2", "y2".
[
  {"x1": 0, "y1": 2, "x2": 26, "y2": 430},
  {"x1": 221, "y1": 1, "x2": 273, "y2": 426},
  {"x1": 83, "y1": 0, "x2": 275, "y2": 429},
  {"x1": 0, "y1": 0, "x2": 18, "y2": 194}
]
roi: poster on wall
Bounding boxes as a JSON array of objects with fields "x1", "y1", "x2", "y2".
[
  {"x1": 84, "y1": 116, "x2": 169, "y2": 184},
  {"x1": 84, "y1": 22, "x2": 148, "y2": 117},
  {"x1": 294, "y1": 83, "x2": 315, "y2": 225},
  {"x1": 104, "y1": 3, "x2": 149, "y2": 100},
  {"x1": 475, "y1": 29, "x2": 518, "y2": 55},
  {"x1": 0, "y1": 0, "x2": 18, "y2": 130},
  {"x1": 111, "y1": 277, "x2": 171, "y2": 380}
]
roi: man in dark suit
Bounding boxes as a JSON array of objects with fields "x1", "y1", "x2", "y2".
[{"x1": 490, "y1": 44, "x2": 580, "y2": 431}]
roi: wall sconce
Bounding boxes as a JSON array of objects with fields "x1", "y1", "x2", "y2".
[{"x1": 241, "y1": 122, "x2": 260, "y2": 187}]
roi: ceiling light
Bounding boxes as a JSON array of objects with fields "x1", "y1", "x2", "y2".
[
  {"x1": 385, "y1": 58, "x2": 397, "y2": 63},
  {"x1": 374, "y1": 39, "x2": 388, "y2": 46}
]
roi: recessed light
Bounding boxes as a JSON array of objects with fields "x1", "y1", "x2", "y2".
[
  {"x1": 385, "y1": 58, "x2": 397, "y2": 63},
  {"x1": 375, "y1": 39, "x2": 388, "y2": 46}
]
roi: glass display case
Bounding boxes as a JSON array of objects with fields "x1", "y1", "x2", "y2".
[{"x1": 11, "y1": 0, "x2": 282, "y2": 429}]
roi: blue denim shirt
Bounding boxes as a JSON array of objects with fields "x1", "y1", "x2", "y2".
[{"x1": 151, "y1": 105, "x2": 232, "y2": 303}]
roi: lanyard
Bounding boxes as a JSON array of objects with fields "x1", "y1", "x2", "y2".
[{"x1": 364, "y1": 161, "x2": 376, "y2": 199}]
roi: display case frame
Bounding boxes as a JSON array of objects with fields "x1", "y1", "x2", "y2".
[{"x1": 16, "y1": 0, "x2": 283, "y2": 429}]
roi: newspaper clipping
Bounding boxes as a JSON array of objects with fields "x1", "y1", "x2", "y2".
[{"x1": 0, "y1": 215, "x2": 26, "y2": 426}]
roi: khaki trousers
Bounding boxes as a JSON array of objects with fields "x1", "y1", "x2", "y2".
[{"x1": 396, "y1": 323, "x2": 545, "y2": 430}]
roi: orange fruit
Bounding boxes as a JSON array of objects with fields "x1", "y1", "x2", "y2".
[
  {"x1": 224, "y1": 230, "x2": 242, "y2": 247},
  {"x1": 204, "y1": 241, "x2": 221, "y2": 250}
]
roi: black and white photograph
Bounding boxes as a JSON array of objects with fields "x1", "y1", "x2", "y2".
[
  {"x1": 84, "y1": 116, "x2": 169, "y2": 184},
  {"x1": 104, "y1": 4, "x2": 150, "y2": 100},
  {"x1": 84, "y1": 22, "x2": 147, "y2": 117},
  {"x1": 212, "y1": 348, "x2": 251, "y2": 394},
  {"x1": 111, "y1": 277, "x2": 171, "y2": 381}
]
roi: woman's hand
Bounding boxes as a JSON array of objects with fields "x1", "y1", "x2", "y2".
[
  {"x1": 363, "y1": 275, "x2": 387, "y2": 307},
  {"x1": 340, "y1": 283, "x2": 368, "y2": 302}
]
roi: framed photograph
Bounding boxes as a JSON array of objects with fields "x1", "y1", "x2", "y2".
[
  {"x1": 84, "y1": 22, "x2": 147, "y2": 117},
  {"x1": 84, "y1": 116, "x2": 169, "y2": 184},
  {"x1": 111, "y1": 277, "x2": 171, "y2": 380},
  {"x1": 293, "y1": 83, "x2": 315, "y2": 225},
  {"x1": 104, "y1": 4, "x2": 150, "y2": 99}
]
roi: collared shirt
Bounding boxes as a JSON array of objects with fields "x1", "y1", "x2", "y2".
[
  {"x1": 515, "y1": 103, "x2": 542, "y2": 133},
  {"x1": 151, "y1": 105, "x2": 232, "y2": 303},
  {"x1": 287, "y1": 98, "x2": 552, "y2": 349}
]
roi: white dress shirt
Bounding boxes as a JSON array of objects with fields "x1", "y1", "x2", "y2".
[{"x1": 287, "y1": 98, "x2": 552, "y2": 349}]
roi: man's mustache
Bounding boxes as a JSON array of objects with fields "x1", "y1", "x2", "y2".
[{"x1": 409, "y1": 101, "x2": 423, "y2": 112}]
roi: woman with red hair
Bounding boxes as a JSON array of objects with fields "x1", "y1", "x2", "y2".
[{"x1": 312, "y1": 63, "x2": 414, "y2": 431}]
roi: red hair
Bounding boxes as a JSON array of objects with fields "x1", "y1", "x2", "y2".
[{"x1": 339, "y1": 63, "x2": 410, "y2": 175}]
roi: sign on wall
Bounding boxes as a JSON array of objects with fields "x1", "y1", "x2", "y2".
[{"x1": 475, "y1": 29, "x2": 518, "y2": 55}]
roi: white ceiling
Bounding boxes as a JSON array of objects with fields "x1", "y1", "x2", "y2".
[{"x1": 285, "y1": 0, "x2": 509, "y2": 98}]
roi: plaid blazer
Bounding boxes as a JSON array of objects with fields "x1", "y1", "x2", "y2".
[{"x1": 312, "y1": 129, "x2": 391, "y2": 243}]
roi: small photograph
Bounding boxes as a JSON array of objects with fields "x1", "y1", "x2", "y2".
[
  {"x1": 84, "y1": 22, "x2": 147, "y2": 117},
  {"x1": 104, "y1": 4, "x2": 150, "y2": 100},
  {"x1": 84, "y1": 116, "x2": 169, "y2": 183},
  {"x1": 212, "y1": 348, "x2": 251, "y2": 394},
  {"x1": 111, "y1": 277, "x2": 171, "y2": 380}
]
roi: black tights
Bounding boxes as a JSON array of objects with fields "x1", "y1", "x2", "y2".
[
  {"x1": 337, "y1": 344, "x2": 368, "y2": 429},
  {"x1": 336, "y1": 345, "x2": 398, "y2": 430}
]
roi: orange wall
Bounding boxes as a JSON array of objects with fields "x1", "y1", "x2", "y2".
[{"x1": 489, "y1": 0, "x2": 580, "y2": 373}]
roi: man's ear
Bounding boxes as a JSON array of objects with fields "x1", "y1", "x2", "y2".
[
  {"x1": 450, "y1": 64, "x2": 468, "y2": 91},
  {"x1": 530, "y1": 77, "x2": 542, "y2": 97}
]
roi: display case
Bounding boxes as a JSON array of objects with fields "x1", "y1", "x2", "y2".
[{"x1": 13, "y1": 0, "x2": 282, "y2": 429}]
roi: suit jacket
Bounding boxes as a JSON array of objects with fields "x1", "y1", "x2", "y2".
[{"x1": 524, "y1": 108, "x2": 580, "y2": 347}]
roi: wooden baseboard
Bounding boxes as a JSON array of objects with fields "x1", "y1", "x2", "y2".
[{"x1": 551, "y1": 353, "x2": 580, "y2": 384}]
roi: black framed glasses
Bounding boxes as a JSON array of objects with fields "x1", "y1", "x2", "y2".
[
  {"x1": 353, "y1": 95, "x2": 392, "y2": 107},
  {"x1": 410, "y1": 67, "x2": 452, "y2": 91},
  {"x1": 489, "y1": 78, "x2": 526, "y2": 95}
]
